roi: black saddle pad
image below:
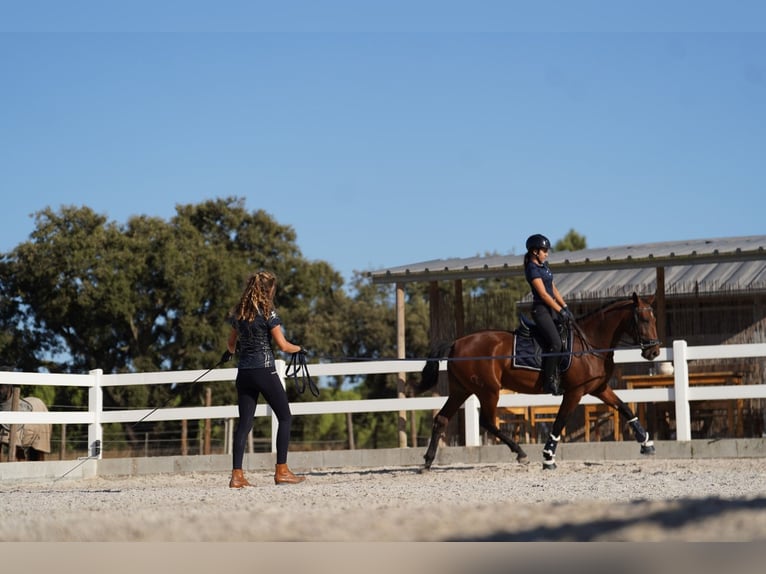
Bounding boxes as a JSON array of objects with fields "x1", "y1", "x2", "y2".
[{"x1": 512, "y1": 326, "x2": 573, "y2": 372}]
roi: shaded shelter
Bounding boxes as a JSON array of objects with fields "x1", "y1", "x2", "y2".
[{"x1": 368, "y1": 235, "x2": 766, "y2": 445}]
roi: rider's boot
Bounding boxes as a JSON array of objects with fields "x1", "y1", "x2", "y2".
[{"x1": 542, "y1": 356, "x2": 562, "y2": 396}]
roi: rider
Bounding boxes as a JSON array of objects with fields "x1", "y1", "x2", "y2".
[{"x1": 523, "y1": 234, "x2": 574, "y2": 395}]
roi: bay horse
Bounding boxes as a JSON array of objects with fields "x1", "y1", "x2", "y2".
[{"x1": 409, "y1": 292, "x2": 661, "y2": 470}]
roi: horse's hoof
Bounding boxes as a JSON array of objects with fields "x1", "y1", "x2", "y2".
[
  {"x1": 542, "y1": 461, "x2": 557, "y2": 470},
  {"x1": 641, "y1": 444, "x2": 656, "y2": 455},
  {"x1": 516, "y1": 454, "x2": 529, "y2": 465},
  {"x1": 418, "y1": 466, "x2": 432, "y2": 474}
]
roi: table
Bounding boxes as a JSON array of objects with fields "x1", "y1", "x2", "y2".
[{"x1": 623, "y1": 371, "x2": 744, "y2": 439}]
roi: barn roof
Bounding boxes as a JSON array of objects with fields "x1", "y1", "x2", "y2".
[{"x1": 368, "y1": 235, "x2": 766, "y2": 299}]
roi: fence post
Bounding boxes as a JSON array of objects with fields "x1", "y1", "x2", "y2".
[
  {"x1": 88, "y1": 369, "x2": 104, "y2": 477},
  {"x1": 672, "y1": 340, "x2": 692, "y2": 441},
  {"x1": 464, "y1": 395, "x2": 481, "y2": 446}
]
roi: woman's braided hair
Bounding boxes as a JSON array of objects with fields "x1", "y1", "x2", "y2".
[{"x1": 235, "y1": 270, "x2": 277, "y2": 322}]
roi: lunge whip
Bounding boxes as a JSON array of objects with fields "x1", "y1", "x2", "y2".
[{"x1": 132, "y1": 351, "x2": 232, "y2": 427}]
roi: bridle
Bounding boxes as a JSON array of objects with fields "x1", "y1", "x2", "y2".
[
  {"x1": 569, "y1": 300, "x2": 660, "y2": 357},
  {"x1": 633, "y1": 305, "x2": 661, "y2": 351}
]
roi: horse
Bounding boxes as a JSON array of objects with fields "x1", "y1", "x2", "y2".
[
  {"x1": 0, "y1": 384, "x2": 52, "y2": 461},
  {"x1": 408, "y1": 292, "x2": 661, "y2": 470}
]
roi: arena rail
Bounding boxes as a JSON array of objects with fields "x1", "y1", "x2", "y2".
[{"x1": 2, "y1": 340, "x2": 766, "y2": 462}]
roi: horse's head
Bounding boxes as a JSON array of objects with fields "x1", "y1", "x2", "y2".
[{"x1": 631, "y1": 292, "x2": 661, "y2": 360}]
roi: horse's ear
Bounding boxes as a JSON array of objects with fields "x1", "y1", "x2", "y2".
[{"x1": 632, "y1": 292, "x2": 639, "y2": 305}]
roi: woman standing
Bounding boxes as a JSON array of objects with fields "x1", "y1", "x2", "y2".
[
  {"x1": 523, "y1": 234, "x2": 573, "y2": 395},
  {"x1": 225, "y1": 270, "x2": 306, "y2": 488}
]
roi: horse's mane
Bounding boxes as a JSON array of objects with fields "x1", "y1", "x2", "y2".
[{"x1": 578, "y1": 296, "x2": 635, "y2": 321}]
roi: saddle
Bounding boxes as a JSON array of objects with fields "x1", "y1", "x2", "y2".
[{"x1": 512, "y1": 314, "x2": 573, "y2": 372}]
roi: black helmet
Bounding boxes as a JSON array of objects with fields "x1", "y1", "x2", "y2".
[{"x1": 526, "y1": 234, "x2": 551, "y2": 252}]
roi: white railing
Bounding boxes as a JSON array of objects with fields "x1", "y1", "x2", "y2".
[{"x1": 2, "y1": 340, "x2": 766, "y2": 459}]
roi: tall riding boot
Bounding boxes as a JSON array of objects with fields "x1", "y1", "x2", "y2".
[
  {"x1": 274, "y1": 463, "x2": 306, "y2": 485},
  {"x1": 229, "y1": 468, "x2": 253, "y2": 488},
  {"x1": 542, "y1": 356, "x2": 562, "y2": 395}
]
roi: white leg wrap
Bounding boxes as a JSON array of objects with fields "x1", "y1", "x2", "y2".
[
  {"x1": 641, "y1": 432, "x2": 654, "y2": 447},
  {"x1": 542, "y1": 433, "x2": 560, "y2": 466}
]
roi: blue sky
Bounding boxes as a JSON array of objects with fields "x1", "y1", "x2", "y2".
[{"x1": 2, "y1": 3, "x2": 765, "y2": 285}]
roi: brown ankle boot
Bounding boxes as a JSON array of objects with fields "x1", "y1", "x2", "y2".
[
  {"x1": 229, "y1": 469, "x2": 252, "y2": 488},
  {"x1": 274, "y1": 463, "x2": 305, "y2": 485}
]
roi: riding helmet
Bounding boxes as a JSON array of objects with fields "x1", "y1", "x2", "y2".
[{"x1": 526, "y1": 234, "x2": 551, "y2": 252}]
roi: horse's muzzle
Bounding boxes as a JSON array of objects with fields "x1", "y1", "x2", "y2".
[{"x1": 641, "y1": 342, "x2": 661, "y2": 361}]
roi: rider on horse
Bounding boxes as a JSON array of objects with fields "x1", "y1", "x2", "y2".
[{"x1": 523, "y1": 234, "x2": 574, "y2": 395}]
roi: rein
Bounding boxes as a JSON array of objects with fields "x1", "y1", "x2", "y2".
[
  {"x1": 570, "y1": 301, "x2": 659, "y2": 359},
  {"x1": 286, "y1": 352, "x2": 320, "y2": 397}
]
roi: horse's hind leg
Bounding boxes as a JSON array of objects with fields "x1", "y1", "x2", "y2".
[
  {"x1": 478, "y1": 414, "x2": 528, "y2": 463},
  {"x1": 595, "y1": 387, "x2": 655, "y2": 455},
  {"x1": 422, "y1": 392, "x2": 468, "y2": 471}
]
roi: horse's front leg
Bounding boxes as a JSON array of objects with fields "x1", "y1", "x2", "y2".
[
  {"x1": 541, "y1": 394, "x2": 580, "y2": 470},
  {"x1": 594, "y1": 387, "x2": 655, "y2": 455}
]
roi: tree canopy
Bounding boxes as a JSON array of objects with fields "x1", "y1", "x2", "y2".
[{"x1": 0, "y1": 199, "x2": 585, "y2": 453}]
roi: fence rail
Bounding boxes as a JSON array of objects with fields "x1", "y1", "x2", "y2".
[{"x1": 2, "y1": 340, "x2": 766, "y2": 460}]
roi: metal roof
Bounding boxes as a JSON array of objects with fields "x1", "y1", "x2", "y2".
[
  {"x1": 368, "y1": 235, "x2": 766, "y2": 298},
  {"x1": 550, "y1": 260, "x2": 766, "y2": 301}
]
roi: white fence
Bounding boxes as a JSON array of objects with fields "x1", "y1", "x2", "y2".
[{"x1": 2, "y1": 339, "x2": 766, "y2": 459}]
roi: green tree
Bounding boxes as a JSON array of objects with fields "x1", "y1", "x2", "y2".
[
  {"x1": 555, "y1": 229, "x2": 587, "y2": 252},
  {"x1": 0, "y1": 197, "x2": 354, "y2": 453}
]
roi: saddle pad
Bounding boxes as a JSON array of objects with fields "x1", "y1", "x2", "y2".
[
  {"x1": 512, "y1": 334, "x2": 541, "y2": 370},
  {"x1": 512, "y1": 330, "x2": 574, "y2": 372}
]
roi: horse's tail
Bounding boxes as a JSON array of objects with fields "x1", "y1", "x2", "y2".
[{"x1": 407, "y1": 341, "x2": 453, "y2": 396}]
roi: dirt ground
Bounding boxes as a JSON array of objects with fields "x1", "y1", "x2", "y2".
[{"x1": 2, "y1": 457, "x2": 766, "y2": 543}]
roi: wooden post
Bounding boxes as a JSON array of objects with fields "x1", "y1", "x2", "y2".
[
  {"x1": 396, "y1": 282, "x2": 407, "y2": 448},
  {"x1": 59, "y1": 424, "x2": 67, "y2": 460},
  {"x1": 454, "y1": 279, "x2": 465, "y2": 338},
  {"x1": 181, "y1": 419, "x2": 188, "y2": 456},
  {"x1": 7, "y1": 387, "x2": 20, "y2": 461},
  {"x1": 346, "y1": 412, "x2": 356, "y2": 450},
  {"x1": 655, "y1": 266, "x2": 667, "y2": 345},
  {"x1": 204, "y1": 386, "x2": 212, "y2": 455},
  {"x1": 429, "y1": 280, "x2": 460, "y2": 445}
]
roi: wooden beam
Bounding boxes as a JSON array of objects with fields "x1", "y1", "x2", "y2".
[{"x1": 656, "y1": 266, "x2": 667, "y2": 345}]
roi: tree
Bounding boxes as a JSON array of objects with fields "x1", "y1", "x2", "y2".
[
  {"x1": 0, "y1": 197, "x2": 354, "y2": 453},
  {"x1": 555, "y1": 229, "x2": 587, "y2": 252}
]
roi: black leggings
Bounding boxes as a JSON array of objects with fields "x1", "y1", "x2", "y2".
[
  {"x1": 232, "y1": 367, "x2": 292, "y2": 469},
  {"x1": 532, "y1": 303, "x2": 563, "y2": 357}
]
